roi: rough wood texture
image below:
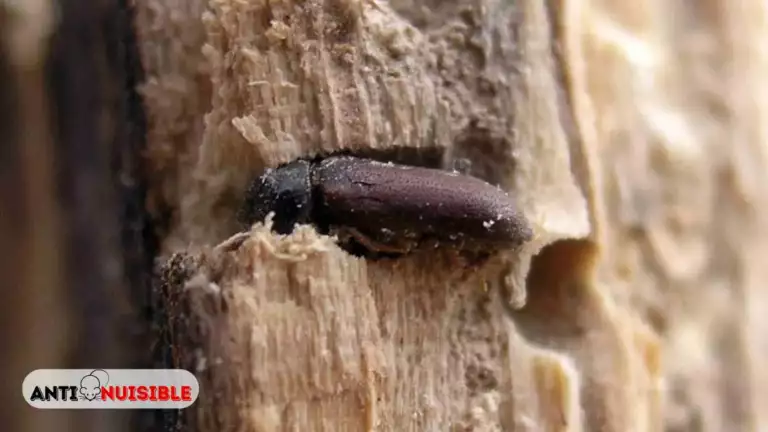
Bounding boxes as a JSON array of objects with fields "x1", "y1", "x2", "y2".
[{"x1": 135, "y1": 0, "x2": 768, "y2": 431}]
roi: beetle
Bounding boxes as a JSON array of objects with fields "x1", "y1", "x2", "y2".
[{"x1": 237, "y1": 155, "x2": 532, "y2": 256}]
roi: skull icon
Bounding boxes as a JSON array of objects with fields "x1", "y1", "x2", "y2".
[{"x1": 78, "y1": 369, "x2": 109, "y2": 401}]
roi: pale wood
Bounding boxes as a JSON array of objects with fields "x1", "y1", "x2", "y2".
[{"x1": 136, "y1": 0, "x2": 768, "y2": 431}]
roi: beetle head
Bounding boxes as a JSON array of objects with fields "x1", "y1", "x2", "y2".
[{"x1": 238, "y1": 160, "x2": 313, "y2": 234}]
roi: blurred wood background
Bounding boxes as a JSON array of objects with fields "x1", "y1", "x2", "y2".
[{"x1": 4, "y1": 0, "x2": 768, "y2": 431}]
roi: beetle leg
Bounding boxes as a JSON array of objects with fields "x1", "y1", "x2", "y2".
[
  {"x1": 462, "y1": 250, "x2": 492, "y2": 268},
  {"x1": 336, "y1": 227, "x2": 415, "y2": 255},
  {"x1": 447, "y1": 250, "x2": 493, "y2": 282}
]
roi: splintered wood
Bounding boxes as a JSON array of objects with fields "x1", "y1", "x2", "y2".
[{"x1": 137, "y1": 0, "x2": 768, "y2": 430}]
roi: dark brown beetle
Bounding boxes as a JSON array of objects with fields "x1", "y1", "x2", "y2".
[{"x1": 238, "y1": 155, "x2": 532, "y2": 256}]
